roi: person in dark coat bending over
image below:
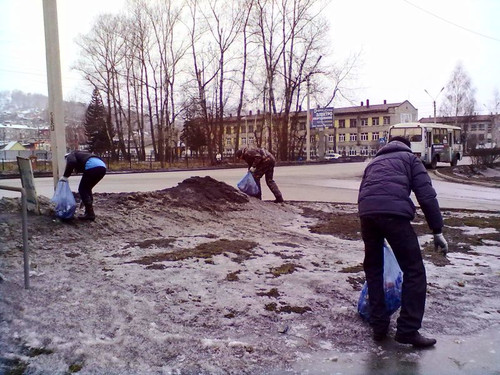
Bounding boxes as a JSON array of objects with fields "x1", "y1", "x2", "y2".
[
  {"x1": 235, "y1": 147, "x2": 284, "y2": 203},
  {"x1": 357, "y1": 136, "x2": 448, "y2": 348},
  {"x1": 60, "y1": 150, "x2": 107, "y2": 221}
]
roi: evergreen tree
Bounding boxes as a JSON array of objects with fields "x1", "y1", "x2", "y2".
[
  {"x1": 84, "y1": 88, "x2": 112, "y2": 155},
  {"x1": 181, "y1": 119, "x2": 207, "y2": 157}
]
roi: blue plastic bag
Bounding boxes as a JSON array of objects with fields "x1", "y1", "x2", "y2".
[
  {"x1": 51, "y1": 180, "x2": 77, "y2": 219},
  {"x1": 358, "y1": 243, "x2": 403, "y2": 321},
  {"x1": 237, "y1": 171, "x2": 259, "y2": 197}
]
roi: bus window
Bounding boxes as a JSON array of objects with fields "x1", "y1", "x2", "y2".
[
  {"x1": 389, "y1": 127, "x2": 421, "y2": 142},
  {"x1": 406, "y1": 128, "x2": 422, "y2": 142},
  {"x1": 433, "y1": 128, "x2": 446, "y2": 144},
  {"x1": 454, "y1": 129, "x2": 462, "y2": 144}
]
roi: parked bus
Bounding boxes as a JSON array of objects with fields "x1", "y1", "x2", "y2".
[{"x1": 389, "y1": 122, "x2": 463, "y2": 169}]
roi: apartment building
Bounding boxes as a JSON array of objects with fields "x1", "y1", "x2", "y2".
[{"x1": 222, "y1": 99, "x2": 418, "y2": 159}]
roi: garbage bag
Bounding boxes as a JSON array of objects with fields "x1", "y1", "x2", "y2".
[
  {"x1": 237, "y1": 171, "x2": 259, "y2": 197},
  {"x1": 358, "y1": 243, "x2": 403, "y2": 321},
  {"x1": 51, "y1": 180, "x2": 77, "y2": 219}
]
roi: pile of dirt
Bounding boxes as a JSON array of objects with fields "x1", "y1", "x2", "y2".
[
  {"x1": 98, "y1": 176, "x2": 249, "y2": 214},
  {"x1": 438, "y1": 163, "x2": 500, "y2": 186}
]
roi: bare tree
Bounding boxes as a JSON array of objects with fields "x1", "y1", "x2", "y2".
[
  {"x1": 253, "y1": 0, "x2": 329, "y2": 160},
  {"x1": 439, "y1": 62, "x2": 476, "y2": 119},
  {"x1": 75, "y1": 14, "x2": 127, "y2": 160},
  {"x1": 234, "y1": 0, "x2": 255, "y2": 155}
]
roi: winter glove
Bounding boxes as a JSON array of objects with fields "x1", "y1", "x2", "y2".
[
  {"x1": 433, "y1": 233, "x2": 448, "y2": 254},
  {"x1": 249, "y1": 167, "x2": 256, "y2": 174},
  {"x1": 59, "y1": 176, "x2": 68, "y2": 182}
]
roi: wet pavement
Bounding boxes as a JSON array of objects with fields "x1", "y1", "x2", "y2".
[{"x1": 276, "y1": 326, "x2": 500, "y2": 374}]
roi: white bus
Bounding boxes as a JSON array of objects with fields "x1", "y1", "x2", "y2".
[{"x1": 389, "y1": 122, "x2": 463, "y2": 169}]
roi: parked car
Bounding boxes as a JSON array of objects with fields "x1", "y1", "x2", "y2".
[{"x1": 325, "y1": 152, "x2": 342, "y2": 160}]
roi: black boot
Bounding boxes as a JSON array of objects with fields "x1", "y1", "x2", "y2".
[
  {"x1": 395, "y1": 331, "x2": 436, "y2": 348},
  {"x1": 79, "y1": 203, "x2": 95, "y2": 221}
]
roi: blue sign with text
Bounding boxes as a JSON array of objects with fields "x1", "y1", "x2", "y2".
[{"x1": 311, "y1": 107, "x2": 334, "y2": 128}]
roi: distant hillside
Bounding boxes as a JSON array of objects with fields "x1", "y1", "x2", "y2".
[{"x1": 0, "y1": 90, "x2": 87, "y2": 127}]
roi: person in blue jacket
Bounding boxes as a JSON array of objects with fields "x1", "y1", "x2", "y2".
[
  {"x1": 358, "y1": 136, "x2": 448, "y2": 348},
  {"x1": 60, "y1": 151, "x2": 106, "y2": 221}
]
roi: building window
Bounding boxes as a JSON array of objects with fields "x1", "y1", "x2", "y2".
[
  {"x1": 249, "y1": 137, "x2": 254, "y2": 144},
  {"x1": 349, "y1": 147, "x2": 356, "y2": 156},
  {"x1": 350, "y1": 133, "x2": 357, "y2": 142},
  {"x1": 372, "y1": 132, "x2": 379, "y2": 140},
  {"x1": 360, "y1": 132, "x2": 368, "y2": 141},
  {"x1": 349, "y1": 119, "x2": 357, "y2": 128},
  {"x1": 478, "y1": 123, "x2": 485, "y2": 131},
  {"x1": 487, "y1": 123, "x2": 493, "y2": 131},
  {"x1": 226, "y1": 137, "x2": 232, "y2": 145},
  {"x1": 241, "y1": 137, "x2": 247, "y2": 145},
  {"x1": 248, "y1": 125, "x2": 254, "y2": 133},
  {"x1": 371, "y1": 148, "x2": 377, "y2": 156},
  {"x1": 471, "y1": 124, "x2": 477, "y2": 131},
  {"x1": 328, "y1": 134, "x2": 334, "y2": 143},
  {"x1": 339, "y1": 134, "x2": 345, "y2": 142},
  {"x1": 361, "y1": 118, "x2": 368, "y2": 126},
  {"x1": 372, "y1": 117, "x2": 379, "y2": 126},
  {"x1": 227, "y1": 127, "x2": 232, "y2": 135},
  {"x1": 339, "y1": 119, "x2": 346, "y2": 128},
  {"x1": 383, "y1": 116, "x2": 390, "y2": 125},
  {"x1": 360, "y1": 146, "x2": 369, "y2": 155}
]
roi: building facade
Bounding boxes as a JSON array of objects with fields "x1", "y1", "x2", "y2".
[{"x1": 222, "y1": 99, "x2": 418, "y2": 159}]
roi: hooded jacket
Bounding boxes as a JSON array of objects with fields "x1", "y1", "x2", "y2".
[
  {"x1": 239, "y1": 147, "x2": 275, "y2": 169},
  {"x1": 358, "y1": 140, "x2": 443, "y2": 233},
  {"x1": 63, "y1": 151, "x2": 102, "y2": 178}
]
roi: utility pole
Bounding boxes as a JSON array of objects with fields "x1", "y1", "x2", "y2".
[
  {"x1": 306, "y1": 76, "x2": 311, "y2": 161},
  {"x1": 424, "y1": 87, "x2": 445, "y2": 124},
  {"x1": 43, "y1": 0, "x2": 67, "y2": 188}
]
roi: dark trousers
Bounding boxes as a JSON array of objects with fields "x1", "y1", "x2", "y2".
[
  {"x1": 78, "y1": 167, "x2": 106, "y2": 205},
  {"x1": 360, "y1": 214, "x2": 427, "y2": 336},
  {"x1": 253, "y1": 161, "x2": 282, "y2": 200}
]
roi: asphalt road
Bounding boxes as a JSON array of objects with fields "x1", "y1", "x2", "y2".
[{"x1": 1, "y1": 161, "x2": 499, "y2": 211}]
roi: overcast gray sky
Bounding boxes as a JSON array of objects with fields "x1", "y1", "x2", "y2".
[{"x1": 0, "y1": 0, "x2": 499, "y2": 119}]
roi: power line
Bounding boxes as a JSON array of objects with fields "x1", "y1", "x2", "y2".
[{"x1": 402, "y1": 0, "x2": 500, "y2": 43}]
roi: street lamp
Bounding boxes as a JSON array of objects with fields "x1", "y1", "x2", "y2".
[{"x1": 424, "y1": 87, "x2": 445, "y2": 124}]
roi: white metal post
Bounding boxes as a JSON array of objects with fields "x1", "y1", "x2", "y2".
[{"x1": 43, "y1": 0, "x2": 67, "y2": 187}]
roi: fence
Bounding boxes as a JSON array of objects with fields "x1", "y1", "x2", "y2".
[{"x1": 0, "y1": 150, "x2": 51, "y2": 162}]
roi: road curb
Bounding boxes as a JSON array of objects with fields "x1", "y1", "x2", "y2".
[{"x1": 433, "y1": 169, "x2": 499, "y2": 188}]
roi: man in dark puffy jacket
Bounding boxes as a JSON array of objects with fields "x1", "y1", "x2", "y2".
[
  {"x1": 60, "y1": 150, "x2": 107, "y2": 221},
  {"x1": 235, "y1": 147, "x2": 284, "y2": 203},
  {"x1": 358, "y1": 136, "x2": 448, "y2": 348}
]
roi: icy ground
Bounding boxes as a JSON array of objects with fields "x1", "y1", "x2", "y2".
[{"x1": 0, "y1": 176, "x2": 499, "y2": 374}]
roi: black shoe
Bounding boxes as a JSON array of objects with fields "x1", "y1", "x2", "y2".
[
  {"x1": 273, "y1": 198, "x2": 284, "y2": 203},
  {"x1": 78, "y1": 204, "x2": 95, "y2": 221},
  {"x1": 373, "y1": 331, "x2": 387, "y2": 342},
  {"x1": 395, "y1": 331, "x2": 436, "y2": 348},
  {"x1": 78, "y1": 212, "x2": 95, "y2": 221}
]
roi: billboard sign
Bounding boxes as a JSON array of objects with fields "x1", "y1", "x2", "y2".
[{"x1": 311, "y1": 107, "x2": 334, "y2": 128}]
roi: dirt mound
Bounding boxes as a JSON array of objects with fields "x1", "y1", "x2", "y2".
[
  {"x1": 438, "y1": 163, "x2": 500, "y2": 186},
  {"x1": 98, "y1": 176, "x2": 249, "y2": 213},
  {"x1": 163, "y1": 176, "x2": 249, "y2": 209}
]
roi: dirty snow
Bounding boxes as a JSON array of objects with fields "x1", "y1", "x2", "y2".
[{"x1": 0, "y1": 176, "x2": 499, "y2": 374}]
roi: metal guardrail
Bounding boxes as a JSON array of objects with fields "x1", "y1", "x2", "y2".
[{"x1": 0, "y1": 185, "x2": 30, "y2": 289}]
